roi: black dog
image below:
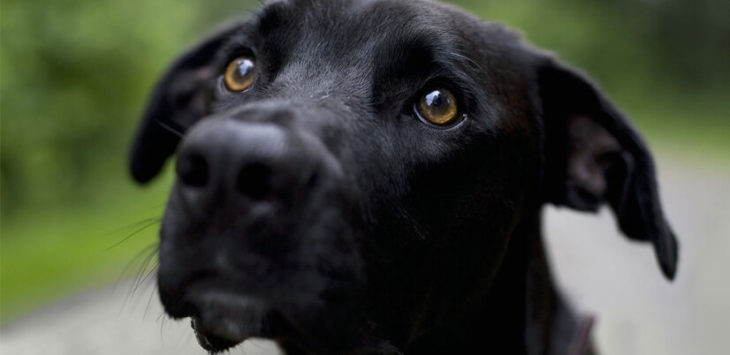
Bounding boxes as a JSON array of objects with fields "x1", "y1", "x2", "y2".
[{"x1": 130, "y1": 0, "x2": 678, "y2": 354}]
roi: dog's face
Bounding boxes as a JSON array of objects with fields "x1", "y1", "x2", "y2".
[{"x1": 130, "y1": 0, "x2": 678, "y2": 353}]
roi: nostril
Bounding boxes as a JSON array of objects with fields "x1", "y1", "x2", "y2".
[
  {"x1": 236, "y1": 162, "x2": 274, "y2": 200},
  {"x1": 178, "y1": 153, "x2": 209, "y2": 187}
]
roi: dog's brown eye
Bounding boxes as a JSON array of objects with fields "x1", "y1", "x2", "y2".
[
  {"x1": 224, "y1": 56, "x2": 255, "y2": 92},
  {"x1": 416, "y1": 89, "x2": 459, "y2": 126}
]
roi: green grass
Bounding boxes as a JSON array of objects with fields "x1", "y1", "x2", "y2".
[{"x1": 0, "y1": 170, "x2": 172, "y2": 324}]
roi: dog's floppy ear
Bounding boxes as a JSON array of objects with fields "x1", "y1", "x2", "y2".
[
  {"x1": 538, "y1": 58, "x2": 678, "y2": 280},
  {"x1": 130, "y1": 22, "x2": 242, "y2": 183}
]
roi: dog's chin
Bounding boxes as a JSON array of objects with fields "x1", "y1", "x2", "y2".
[{"x1": 183, "y1": 291, "x2": 292, "y2": 353}]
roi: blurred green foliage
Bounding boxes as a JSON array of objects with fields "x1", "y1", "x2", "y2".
[
  {"x1": 1, "y1": 0, "x2": 257, "y2": 214},
  {"x1": 1, "y1": 0, "x2": 729, "y2": 322}
]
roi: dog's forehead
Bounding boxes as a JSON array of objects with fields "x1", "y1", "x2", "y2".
[
  {"x1": 240, "y1": 0, "x2": 534, "y2": 101},
  {"x1": 278, "y1": 0, "x2": 464, "y2": 26},
  {"x1": 255, "y1": 0, "x2": 495, "y2": 58}
]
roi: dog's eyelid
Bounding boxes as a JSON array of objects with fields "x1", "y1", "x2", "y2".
[
  {"x1": 215, "y1": 33, "x2": 258, "y2": 68},
  {"x1": 419, "y1": 76, "x2": 474, "y2": 108},
  {"x1": 217, "y1": 48, "x2": 257, "y2": 70},
  {"x1": 421, "y1": 70, "x2": 475, "y2": 100}
]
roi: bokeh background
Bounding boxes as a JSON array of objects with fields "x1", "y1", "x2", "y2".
[{"x1": 1, "y1": 0, "x2": 729, "y2": 354}]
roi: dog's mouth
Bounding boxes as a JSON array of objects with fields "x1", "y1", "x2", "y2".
[
  {"x1": 158, "y1": 180, "x2": 364, "y2": 353},
  {"x1": 191, "y1": 317, "x2": 242, "y2": 352},
  {"x1": 182, "y1": 290, "x2": 296, "y2": 353}
]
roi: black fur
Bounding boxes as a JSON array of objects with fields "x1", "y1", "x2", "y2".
[{"x1": 130, "y1": 1, "x2": 678, "y2": 354}]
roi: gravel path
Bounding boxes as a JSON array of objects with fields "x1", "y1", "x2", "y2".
[{"x1": 2, "y1": 153, "x2": 728, "y2": 354}]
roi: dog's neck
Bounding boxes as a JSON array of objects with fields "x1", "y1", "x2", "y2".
[{"x1": 403, "y1": 210, "x2": 594, "y2": 355}]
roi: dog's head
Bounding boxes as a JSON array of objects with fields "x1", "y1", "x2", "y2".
[{"x1": 130, "y1": 0, "x2": 678, "y2": 353}]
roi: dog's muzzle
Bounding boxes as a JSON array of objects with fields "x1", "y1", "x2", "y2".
[{"x1": 156, "y1": 105, "x2": 361, "y2": 352}]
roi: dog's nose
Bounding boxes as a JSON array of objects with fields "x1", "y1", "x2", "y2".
[{"x1": 175, "y1": 118, "x2": 317, "y2": 204}]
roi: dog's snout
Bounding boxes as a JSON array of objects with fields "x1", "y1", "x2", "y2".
[
  {"x1": 159, "y1": 107, "x2": 353, "y2": 335},
  {"x1": 175, "y1": 118, "x2": 315, "y2": 204}
]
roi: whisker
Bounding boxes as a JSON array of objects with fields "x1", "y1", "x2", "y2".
[
  {"x1": 155, "y1": 119, "x2": 185, "y2": 138},
  {"x1": 117, "y1": 244, "x2": 159, "y2": 311},
  {"x1": 129, "y1": 247, "x2": 159, "y2": 300},
  {"x1": 105, "y1": 219, "x2": 160, "y2": 251},
  {"x1": 114, "y1": 244, "x2": 157, "y2": 288},
  {"x1": 143, "y1": 263, "x2": 160, "y2": 319},
  {"x1": 103, "y1": 217, "x2": 160, "y2": 237}
]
